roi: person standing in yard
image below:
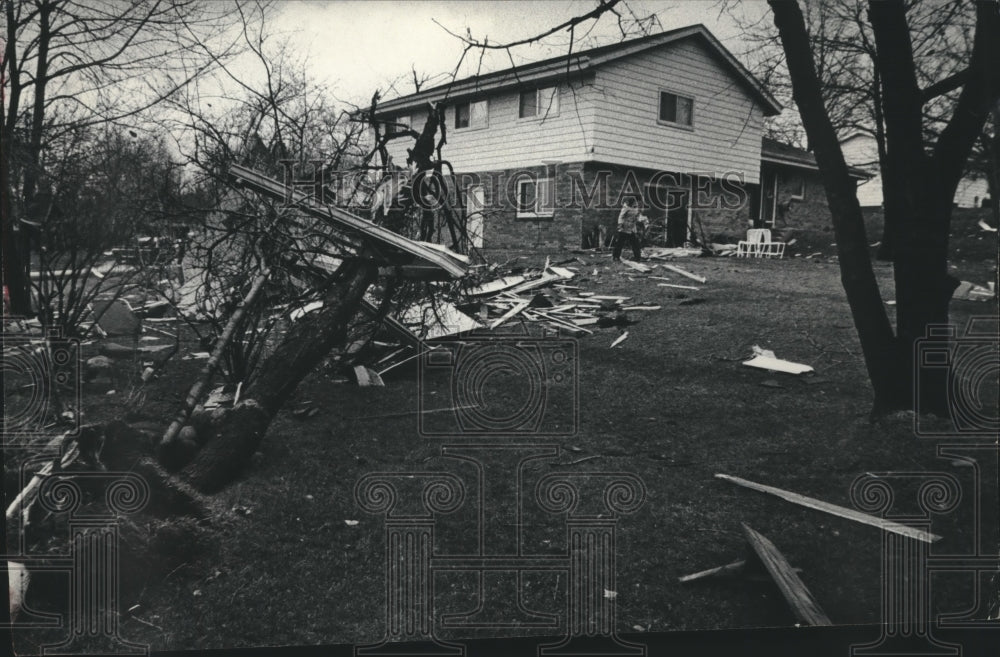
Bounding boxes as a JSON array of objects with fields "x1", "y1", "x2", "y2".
[{"x1": 613, "y1": 197, "x2": 648, "y2": 262}]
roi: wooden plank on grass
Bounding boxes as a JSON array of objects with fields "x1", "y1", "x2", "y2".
[
  {"x1": 657, "y1": 283, "x2": 699, "y2": 291},
  {"x1": 662, "y1": 264, "x2": 706, "y2": 283},
  {"x1": 610, "y1": 331, "x2": 629, "y2": 348},
  {"x1": 620, "y1": 259, "x2": 652, "y2": 273},
  {"x1": 716, "y1": 474, "x2": 941, "y2": 543},
  {"x1": 679, "y1": 559, "x2": 803, "y2": 583},
  {"x1": 678, "y1": 560, "x2": 748, "y2": 583},
  {"x1": 741, "y1": 524, "x2": 832, "y2": 626}
]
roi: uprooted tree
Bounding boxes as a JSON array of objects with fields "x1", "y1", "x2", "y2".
[
  {"x1": 145, "y1": 15, "x2": 476, "y2": 492},
  {"x1": 765, "y1": 0, "x2": 999, "y2": 414}
]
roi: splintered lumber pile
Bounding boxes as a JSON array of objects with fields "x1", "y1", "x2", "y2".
[
  {"x1": 295, "y1": 256, "x2": 665, "y2": 383},
  {"x1": 470, "y1": 262, "x2": 658, "y2": 337}
]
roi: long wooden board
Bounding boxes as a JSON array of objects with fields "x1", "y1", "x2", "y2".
[
  {"x1": 742, "y1": 524, "x2": 832, "y2": 626},
  {"x1": 229, "y1": 164, "x2": 467, "y2": 279},
  {"x1": 678, "y1": 559, "x2": 748, "y2": 583},
  {"x1": 716, "y1": 474, "x2": 941, "y2": 543},
  {"x1": 662, "y1": 264, "x2": 707, "y2": 283}
]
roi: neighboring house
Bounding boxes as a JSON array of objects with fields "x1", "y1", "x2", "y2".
[
  {"x1": 840, "y1": 132, "x2": 992, "y2": 209},
  {"x1": 372, "y1": 25, "x2": 864, "y2": 251}
]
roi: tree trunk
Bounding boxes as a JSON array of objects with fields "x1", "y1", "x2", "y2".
[
  {"x1": 181, "y1": 259, "x2": 379, "y2": 493},
  {"x1": 769, "y1": 0, "x2": 899, "y2": 410},
  {"x1": 2, "y1": 0, "x2": 32, "y2": 315}
]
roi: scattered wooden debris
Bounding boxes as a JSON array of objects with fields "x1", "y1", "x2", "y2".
[
  {"x1": 661, "y1": 264, "x2": 707, "y2": 283},
  {"x1": 742, "y1": 524, "x2": 832, "y2": 626},
  {"x1": 716, "y1": 474, "x2": 941, "y2": 543},
  {"x1": 354, "y1": 365, "x2": 385, "y2": 387},
  {"x1": 742, "y1": 345, "x2": 814, "y2": 375},
  {"x1": 620, "y1": 259, "x2": 652, "y2": 273},
  {"x1": 953, "y1": 280, "x2": 995, "y2": 301},
  {"x1": 490, "y1": 300, "x2": 531, "y2": 329},
  {"x1": 610, "y1": 331, "x2": 630, "y2": 348}
]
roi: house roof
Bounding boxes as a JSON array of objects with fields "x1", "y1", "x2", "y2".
[
  {"x1": 761, "y1": 137, "x2": 871, "y2": 179},
  {"x1": 372, "y1": 24, "x2": 782, "y2": 118}
]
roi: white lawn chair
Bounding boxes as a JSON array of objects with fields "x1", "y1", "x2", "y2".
[
  {"x1": 737, "y1": 229, "x2": 768, "y2": 257},
  {"x1": 757, "y1": 229, "x2": 786, "y2": 258},
  {"x1": 737, "y1": 228, "x2": 786, "y2": 259}
]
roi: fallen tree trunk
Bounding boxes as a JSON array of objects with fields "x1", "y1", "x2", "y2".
[{"x1": 180, "y1": 259, "x2": 379, "y2": 493}]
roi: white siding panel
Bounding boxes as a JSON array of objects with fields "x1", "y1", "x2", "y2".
[
  {"x1": 954, "y1": 177, "x2": 990, "y2": 208},
  {"x1": 591, "y1": 40, "x2": 764, "y2": 183},
  {"x1": 383, "y1": 81, "x2": 597, "y2": 171}
]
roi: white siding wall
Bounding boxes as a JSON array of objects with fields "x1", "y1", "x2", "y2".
[
  {"x1": 954, "y1": 177, "x2": 990, "y2": 208},
  {"x1": 840, "y1": 135, "x2": 879, "y2": 169},
  {"x1": 841, "y1": 135, "x2": 882, "y2": 207},
  {"x1": 382, "y1": 79, "x2": 597, "y2": 171},
  {"x1": 590, "y1": 40, "x2": 765, "y2": 183}
]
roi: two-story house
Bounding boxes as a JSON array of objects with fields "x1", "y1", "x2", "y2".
[{"x1": 373, "y1": 25, "x2": 863, "y2": 252}]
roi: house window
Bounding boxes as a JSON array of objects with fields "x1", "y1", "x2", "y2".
[
  {"x1": 518, "y1": 87, "x2": 559, "y2": 119},
  {"x1": 658, "y1": 91, "x2": 694, "y2": 127},
  {"x1": 454, "y1": 99, "x2": 488, "y2": 130},
  {"x1": 789, "y1": 175, "x2": 806, "y2": 200},
  {"x1": 516, "y1": 178, "x2": 554, "y2": 218}
]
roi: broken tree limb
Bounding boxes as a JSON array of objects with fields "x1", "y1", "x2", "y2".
[
  {"x1": 741, "y1": 524, "x2": 832, "y2": 626},
  {"x1": 161, "y1": 267, "x2": 272, "y2": 448},
  {"x1": 181, "y1": 260, "x2": 379, "y2": 493},
  {"x1": 716, "y1": 474, "x2": 941, "y2": 543},
  {"x1": 6, "y1": 433, "x2": 79, "y2": 522},
  {"x1": 661, "y1": 264, "x2": 707, "y2": 283}
]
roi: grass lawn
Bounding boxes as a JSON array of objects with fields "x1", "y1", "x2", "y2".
[{"x1": 8, "y1": 213, "x2": 998, "y2": 653}]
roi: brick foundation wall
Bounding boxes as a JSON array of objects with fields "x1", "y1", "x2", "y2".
[{"x1": 452, "y1": 161, "x2": 757, "y2": 252}]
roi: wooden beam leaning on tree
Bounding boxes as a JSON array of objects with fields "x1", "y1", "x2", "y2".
[{"x1": 179, "y1": 258, "x2": 380, "y2": 493}]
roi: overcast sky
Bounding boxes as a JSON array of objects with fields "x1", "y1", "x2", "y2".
[{"x1": 266, "y1": 0, "x2": 767, "y2": 106}]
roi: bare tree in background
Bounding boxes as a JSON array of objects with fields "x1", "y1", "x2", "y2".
[
  {"x1": 2, "y1": 0, "x2": 259, "y2": 315},
  {"x1": 765, "y1": 0, "x2": 999, "y2": 413},
  {"x1": 727, "y1": 0, "x2": 995, "y2": 253}
]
